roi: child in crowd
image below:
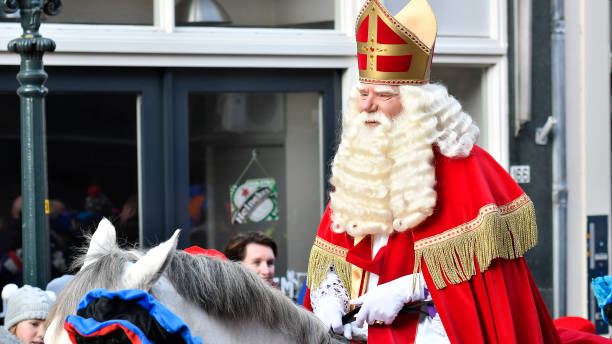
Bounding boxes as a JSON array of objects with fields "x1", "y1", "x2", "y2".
[{"x1": 0, "y1": 284, "x2": 56, "y2": 344}]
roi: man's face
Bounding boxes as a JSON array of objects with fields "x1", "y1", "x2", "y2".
[
  {"x1": 357, "y1": 83, "x2": 402, "y2": 127},
  {"x1": 241, "y1": 243, "x2": 275, "y2": 286}
]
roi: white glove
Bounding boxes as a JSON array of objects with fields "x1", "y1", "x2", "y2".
[
  {"x1": 350, "y1": 273, "x2": 426, "y2": 327},
  {"x1": 343, "y1": 321, "x2": 368, "y2": 341},
  {"x1": 314, "y1": 301, "x2": 369, "y2": 341},
  {"x1": 313, "y1": 296, "x2": 346, "y2": 334}
]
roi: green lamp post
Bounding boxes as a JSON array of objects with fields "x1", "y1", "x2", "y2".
[{"x1": 0, "y1": 0, "x2": 62, "y2": 288}]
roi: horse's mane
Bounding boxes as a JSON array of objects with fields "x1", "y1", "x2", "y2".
[
  {"x1": 168, "y1": 251, "x2": 333, "y2": 342},
  {"x1": 47, "y1": 242, "x2": 336, "y2": 344}
]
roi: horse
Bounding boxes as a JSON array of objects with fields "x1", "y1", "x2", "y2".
[{"x1": 45, "y1": 219, "x2": 343, "y2": 344}]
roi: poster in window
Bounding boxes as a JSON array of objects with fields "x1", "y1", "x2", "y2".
[{"x1": 230, "y1": 178, "x2": 278, "y2": 224}]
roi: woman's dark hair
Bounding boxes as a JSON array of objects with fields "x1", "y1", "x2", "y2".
[
  {"x1": 604, "y1": 303, "x2": 612, "y2": 325},
  {"x1": 224, "y1": 231, "x2": 278, "y2": 262}
]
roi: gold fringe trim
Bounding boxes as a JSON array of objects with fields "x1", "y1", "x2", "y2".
[
  {"x1": 414, "y1": 194, "x2": 537, "y2": 290},
  {"x1": 306, "y1": 238, "x2": 352, "y2": 294}
]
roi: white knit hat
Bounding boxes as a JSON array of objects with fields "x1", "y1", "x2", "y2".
[{"x1": 2, "y1": 284, "x2": 56, "y2": 330}]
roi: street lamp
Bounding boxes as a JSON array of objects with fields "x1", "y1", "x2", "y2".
[{"x1": 0, "y1": 0, "x2": 62, "y2": 288}]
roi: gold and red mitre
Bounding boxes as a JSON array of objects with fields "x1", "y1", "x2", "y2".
[{"x1": 356, "y1": 0, "x2": 437, "y2": 85}]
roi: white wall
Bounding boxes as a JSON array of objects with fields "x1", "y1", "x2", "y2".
[{"x1": 565, "y1": 0, "x2": 611, "y2": 317}]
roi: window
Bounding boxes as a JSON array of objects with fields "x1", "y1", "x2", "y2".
[
  {"x1": 175, "y1": 0, "x2": 334, "y2": 28},
  {"x1": 44, "y1": 0, "x2": 153, "y2": 25}
]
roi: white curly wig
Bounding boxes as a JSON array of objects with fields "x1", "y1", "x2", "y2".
[{"x1": 329, "y1": 83, "x2": 479, "y2": 236}]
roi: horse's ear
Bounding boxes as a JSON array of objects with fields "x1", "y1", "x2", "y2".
[
  {"x1": 82, "y1": 218, "x2": 117, "y2": 270},
  {"x1": 122, "y1": 229, "x2": 181, "y2": 291}
]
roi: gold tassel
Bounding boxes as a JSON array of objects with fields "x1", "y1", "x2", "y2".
[
  {"x1": 306, "y1": 243, "x2": 352, "y2": 294},
  {"x1": 414, "y1": 197, "x2": 538, "y2": 289}
]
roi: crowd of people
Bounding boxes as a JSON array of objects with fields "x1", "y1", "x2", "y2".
[{"x1": 0, "y1": 186, "x2": 139, "y2": 294}]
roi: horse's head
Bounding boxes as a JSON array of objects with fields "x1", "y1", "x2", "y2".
[{"x1": 44, "y1": 218, "x2": 180, "y2": 344}]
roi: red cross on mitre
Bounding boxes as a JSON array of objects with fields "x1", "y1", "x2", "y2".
[{"x1": 355, "y1": 0, "x2": 436, "y2": 85}]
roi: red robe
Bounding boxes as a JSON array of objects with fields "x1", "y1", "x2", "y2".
[{"x1": 304, "y1": 146, "x2": 561, "y2": 344}]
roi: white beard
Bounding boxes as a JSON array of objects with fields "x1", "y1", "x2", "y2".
[{"x1": 329, "y1": 108, "x2": 437, "y2": 237}]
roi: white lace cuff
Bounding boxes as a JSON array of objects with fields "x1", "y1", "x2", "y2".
[{"x1": 310, "y1": 265, "x2": 350, "y2": 313}]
